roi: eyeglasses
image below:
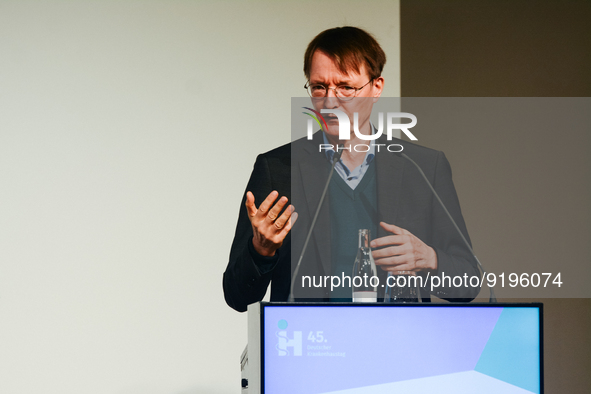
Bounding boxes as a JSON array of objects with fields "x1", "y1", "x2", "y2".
[{"x1": 304, "y1": 80, "x2": 373, "y2": 101}]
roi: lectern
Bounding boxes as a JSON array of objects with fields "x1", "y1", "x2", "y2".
[{"x1": 241, "y1": 302, "x2": 543, "y2": 394}]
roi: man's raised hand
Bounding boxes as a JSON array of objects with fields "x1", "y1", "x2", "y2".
[
  {"x1": 245, "y1": 190, "x2": 298, "y2": 257},
  {"x1": 370, "y1": 221, "x2": 437, "y2": 273}
]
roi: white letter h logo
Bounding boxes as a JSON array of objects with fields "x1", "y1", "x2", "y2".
[{"x1": 276, "y1": 331, "x2": 302, "y2": 356}]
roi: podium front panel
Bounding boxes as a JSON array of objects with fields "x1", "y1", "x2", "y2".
[{"x1": 254, "y1": 303, "x2": 542, "y2": 394}]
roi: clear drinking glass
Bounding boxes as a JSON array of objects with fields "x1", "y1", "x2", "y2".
[{"x1": 384, "y1": 271, "x2": 421, "y2": 303}]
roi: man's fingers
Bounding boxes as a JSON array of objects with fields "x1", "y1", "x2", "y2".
[
  {"x1": 374, "y1": 253, "x2": 405, "y2": 265},
  {"x1": 372, "y1": 245, "x2": 405, "y2": 259},
  {"x1": 379, "y1": 221, "x2": 405, "y2": 235},
  {"x1": 374, "y1": 253, "x2": 417, "y2": 272},
  {"x1": 274, "y1": 204, "x2": 294, "y2": 229},
  {"x1": 280, "y1": 211, "x2": 298, "y2": 237},
  {"x1": 380, "y1": 263, "x2": 417, "y2": 273},
  {"x1": 267, "y1": 197, "x2": 288, "y2": 222},
  {"x1": 370, "y1": 234, "x2": 407, "y2": 249},
  {"x1": 245, "y1": 191, "x2": 257, "y2": 217},
  {"x1": 257, "y1": 190, "x2": 279, "y2": 216}
]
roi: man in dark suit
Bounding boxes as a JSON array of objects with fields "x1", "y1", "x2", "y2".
[{"x1": 223, "y1": 27, "x2": 480, "y2": 312}]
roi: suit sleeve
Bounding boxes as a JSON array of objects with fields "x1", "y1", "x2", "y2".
[
  {"x1": 427, "y1": 151, "x2": 481, "y2": 301},
  {"x1": 223, "y1": 154, "x2": 281, "y2": 312}
]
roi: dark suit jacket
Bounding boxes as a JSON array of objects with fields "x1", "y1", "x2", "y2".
[{"x1": 223, "y1": 132, "x2": 480, "y2": 312}]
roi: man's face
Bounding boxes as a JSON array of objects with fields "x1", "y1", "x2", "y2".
[{"x1": 308, "y1": 50, "x2": 384, "y2": 141}]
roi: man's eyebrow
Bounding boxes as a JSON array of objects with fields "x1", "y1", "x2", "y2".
[{"x1": 309, "y1": 78, "x2": 355, "y2": 85}]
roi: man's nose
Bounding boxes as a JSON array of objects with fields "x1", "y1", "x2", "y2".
[{"x1": 325, "y1": 87, "x2": 339, "y2": 107}]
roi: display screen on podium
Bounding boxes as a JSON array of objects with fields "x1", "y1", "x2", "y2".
[{"x1": 258, "y1": 303, "x2": 542, "y2": 394}]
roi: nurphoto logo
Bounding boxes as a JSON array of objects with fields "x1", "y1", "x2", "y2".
[{"x1": 303, "y1": 107, "x2": 417, "y2": 139}]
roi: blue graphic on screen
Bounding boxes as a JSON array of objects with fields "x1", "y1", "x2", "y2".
[
  {"x1": 263, "y1": 306, "x2": 540, "y2": 394},
  {"x1": 474, "y1": 308, "x2": 540, "y2": 393}
]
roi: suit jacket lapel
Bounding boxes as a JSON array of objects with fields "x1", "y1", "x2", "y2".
[{"x1": 297, "y1": 132, "x2": 332, "y2": 276}]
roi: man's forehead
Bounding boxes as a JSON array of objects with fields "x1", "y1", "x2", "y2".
[{"x1": 309, "y1": 50, "x2": 368, "y2": 83}]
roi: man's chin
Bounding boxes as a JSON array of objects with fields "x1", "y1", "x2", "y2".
[{"x1": 323, "y1": 127, "x2": 351, "y2": 143}]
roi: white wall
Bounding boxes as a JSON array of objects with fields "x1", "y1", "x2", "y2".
[{"x1": 0, "y1": 2, "x2": 400, "y2": 393}]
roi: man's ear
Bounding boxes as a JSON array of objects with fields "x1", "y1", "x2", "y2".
[{"x1": 372, "y1": 76, "x2": 384, "y2": 101}]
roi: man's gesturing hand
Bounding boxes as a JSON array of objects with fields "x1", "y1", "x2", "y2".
[
  {"x1": 370, "y1": 222, "x2": 437, "y2": 273},
  {"x1": 246, "y1": 190, "x2": 298, "y2": 257}
]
